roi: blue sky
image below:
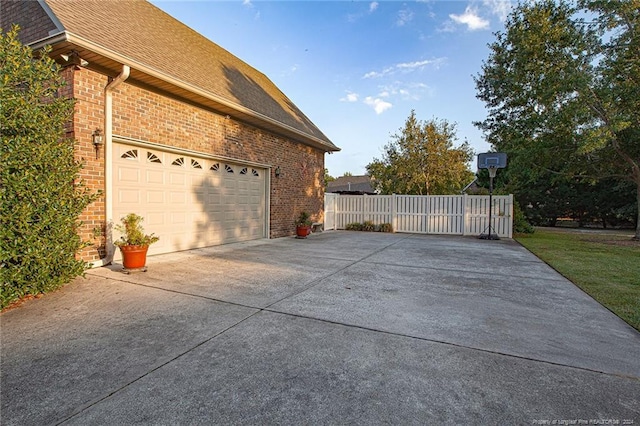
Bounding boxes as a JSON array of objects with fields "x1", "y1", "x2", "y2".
[{"x1": 151, "y1": 0, "x2": 512, "y2": 177}]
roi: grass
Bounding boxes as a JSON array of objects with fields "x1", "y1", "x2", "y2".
[{"x1": 515, "y1": 228, "x2": 640, "y2": 332}]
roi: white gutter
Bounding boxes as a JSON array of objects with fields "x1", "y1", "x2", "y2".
[
  {"x1": 63, "y1": 32, "x2": 339, "y2": 152},
  {"x1": 91, "y1": 65, "x2": 130, "y2": 268}
]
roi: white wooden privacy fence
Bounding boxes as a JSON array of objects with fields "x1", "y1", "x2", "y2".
[{"x1": 324, "y1": 193, "x2": 513, "y2": 238}]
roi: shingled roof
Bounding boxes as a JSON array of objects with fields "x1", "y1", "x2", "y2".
[
  {"x1": 327, "y1": 175, "x2": 377, "y2": 194},
  {"x1": 6, "y1": 0, "x2": 338, "y2": 152}
]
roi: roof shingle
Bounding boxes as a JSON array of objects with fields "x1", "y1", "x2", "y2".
[{"x1": 35, "y1": 0, "x2": 338, "y2": 151}]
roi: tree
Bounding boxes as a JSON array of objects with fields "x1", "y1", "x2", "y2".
[
  {"x1": 367, "y1": 111, "x2": 474, "y2": 195},
  {"x1": 474, "y1": 0, "x2": 640, "y2": 238},
  {"x1": 323, "y1": 168, "x2": 335, "y2": 187},
  {"x1": 0, "y1": 26, "x2": 97, "y2": 308}
]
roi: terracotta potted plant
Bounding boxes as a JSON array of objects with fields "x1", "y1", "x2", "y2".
[
  {"x1": 113, "y1": 213, "x2": 159, "y2": 271},
  {"x1": 295, "y1": 211, "x2": 313, "y2": 238}
]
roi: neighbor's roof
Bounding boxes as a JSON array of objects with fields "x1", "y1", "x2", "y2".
[
  {"x1": 10, "y1": 0, "x2": 339, "y2": 152},
  {"x1": 327, "y1": 175, "x2": 376, "y2": 194}
]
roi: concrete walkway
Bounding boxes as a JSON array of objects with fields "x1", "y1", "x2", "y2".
[{"x1": 2, "y1": 232, "x2": 639, "y2": 425}]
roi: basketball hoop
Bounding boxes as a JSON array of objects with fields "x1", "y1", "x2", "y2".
[{"x1": 477, "y1": 153, "x2": 507, "y2": 240}]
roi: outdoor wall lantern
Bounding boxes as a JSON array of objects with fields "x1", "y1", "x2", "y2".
[
  {"x1": 274, "y1": 166, "x2": 282, "y2": 178},
  {"x1": 92, "y1": 129, "x2": 103, "y2": 158}
]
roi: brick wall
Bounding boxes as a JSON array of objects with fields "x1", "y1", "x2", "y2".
[
  {"x1": 68, "y1": 67, "x2": 107, "y2": 261},
  {"x1": 1, "y1": 1, "x2": 58, "y2": 44},
  {"x1": 71, "y1": 67, "x2": 326, "y2": 260}
]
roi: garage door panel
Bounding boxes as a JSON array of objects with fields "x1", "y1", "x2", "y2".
[
  {"x1": 146, "y1": 211, "x2": 166, "y2": 227},
  {"x1": 146, "y1": 190, "x2": 164, "y2": 204},
  {"x1": 118, "y1": 167, "x2": 140, "y2": 183},
  {"x1": 114, "y1": 143, "x2": 266, "y2": 257},
  {"x1": 169, "y1": 172, "x2": 186, "y2": 186},
  {"x1": 117, "y1": 189, "x2": 140, "y2": 204},
  {"x1": 146, "y1": 170, "x2": 164, "y2": 184},
  {"x1": 207, "y1": 196, "x2": 222, "y2": 207},
  {"x1": 169, "y1": 191, "x2": 187, "y2": 204},
  {"x1": 170, "y1": 212, "x2": 187, "y2": 225}
]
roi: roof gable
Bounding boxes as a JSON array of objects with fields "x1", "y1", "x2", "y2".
[{"x1": 31, "y1": 0, "x2": 338, "y2": 151}]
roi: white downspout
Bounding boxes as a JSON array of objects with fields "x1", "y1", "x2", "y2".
[{"x1": 91, "y1": 65, "x2": 130, "y2": 268}]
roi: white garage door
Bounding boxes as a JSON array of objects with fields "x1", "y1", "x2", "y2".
[{"x1": 113, "y1": 142, "x2": 267, "y2": 256}]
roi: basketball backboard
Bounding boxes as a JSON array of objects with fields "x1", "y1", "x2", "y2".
[{"x1": 477, "y1": 152, "x2": 507, "y2": 169}]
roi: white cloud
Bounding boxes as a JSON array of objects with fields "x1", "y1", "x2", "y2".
[
  {"x1": 348, "y1": 1, "x2": 379, "y2": 22},
  {"x1": 483, "y1": 0, "x2": 512, "y2": 22},
  {"x1": 364, "y1": 97, "x2": 393, "y2": 114},
  {"x1": 396, "y1": 8, "x2": 414, "y2": 26},
  {"x1": 449, "y1": 6, "x2": 490, "y2": 31},
  {"x1": 396, "y1": 58, "x2": 445, "y2": 70},
  {"x1": 340, "y1": 91, "x2": 359, "y2": 102},
  {"x1": 363, "y1": 57, "x2": 446, "y2": 79},
  {"x1": 241, "y1": 0, "x2": 261, "y2": 20},
  {"x1": 378, "y1": 81, "x2": 434, "y2": 101},
  {"x1": 438, "y1": 20, "x2": 457, "y2": 33}
]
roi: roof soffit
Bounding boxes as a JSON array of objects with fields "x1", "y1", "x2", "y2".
[{"x1": 40, "y1": 0, "x2": 339, "y2": 152}]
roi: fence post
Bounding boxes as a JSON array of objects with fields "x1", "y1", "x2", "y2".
[
  {"x1": 392, "y1": 194, "x2": 397, "y2": 232},
  {"x1": 364, "y1": 194, "x2": 369, "y2": 222},
  {"x1": 508, "y1": 194, "x2": 513, "y2": 238},
  {"x1": 462, "y1": 193, "x2": 468, "y2": 236}
]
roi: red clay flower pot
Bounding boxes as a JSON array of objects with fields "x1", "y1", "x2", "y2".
[
  {"x1": 119, "y1": 245, "x2": 149, "y2": 269},
  {"x1": 296, "y1": 225, "x2": 311, "y2": 238}
]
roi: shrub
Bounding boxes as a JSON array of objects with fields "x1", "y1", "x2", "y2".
[
  {"x1": 113, "y1": 213, "x2": 159, "y2": 247},
  {"x1": 378, "y1": 223, "x2": 394, "y2": 233},
  {"x1": 345, "y1": 222, "x2": 363, "y2": 231},
  {"x1": 295, "y1": 211, "x2": 312, "y2": 226},
  {"x1": 1, "y1": 27, "x2": 97, "y2": 309},
  {"x1": 513, "y1": 201, "x2": 535, "y2": 234},
  {"x1": 345, "y1": 222, "x2": 394, "y2": 232},
  {"x1": 362, "y1": 221, "x2": 376, "y2": 232}
]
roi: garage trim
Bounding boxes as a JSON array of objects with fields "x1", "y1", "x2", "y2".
[{"x1": 113, "y1": 135, "x2": 272, "y2": 169}]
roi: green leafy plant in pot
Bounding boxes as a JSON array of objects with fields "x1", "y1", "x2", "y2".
[
  {"x1": 295, "y1": 211, "x2": 313, "y2": 238},
  {"x1": 113, "y1": 213, "x2": 159, "y2": 270}
]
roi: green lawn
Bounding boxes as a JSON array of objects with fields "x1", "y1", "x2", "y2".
[{"x1": 515, "y1": 228, "x2": 640, "y2": 331}]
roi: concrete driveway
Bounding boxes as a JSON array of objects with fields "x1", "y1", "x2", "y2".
[{"x1": 2, "y1": 232, "x2": 639, "y2": 425}]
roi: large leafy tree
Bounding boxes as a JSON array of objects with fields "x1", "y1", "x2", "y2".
[
  {"x1": 367, "y1": 111, "x2": 474, "y2": 195},
  {"x1": 323, "y1": 168, "x2": 335, "y2": 188},
  {"x1": 475, "y1": 0, "x2": 640, "y2": 238},
  {"x1": 1, "y1": 26, "x2": 97, "y2": 308}
]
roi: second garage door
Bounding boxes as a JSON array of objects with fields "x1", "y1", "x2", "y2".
[{"x1": 113, "y1": 142, "x2": 267, "y2": 256}]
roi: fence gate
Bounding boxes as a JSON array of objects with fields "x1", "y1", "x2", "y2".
[
  {"x1": 324, "y1": 193, "x2": 338, "y2": 231},
  {"x1": 324, "y1": 194, "x2": 513, "y2": 238}
]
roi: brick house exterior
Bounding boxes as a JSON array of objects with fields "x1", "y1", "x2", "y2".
[{"x1": 2, "y1": 0, "x2": 339, "y2": 263}]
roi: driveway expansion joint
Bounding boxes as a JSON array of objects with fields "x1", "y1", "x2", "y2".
[
  {"x1": 54, "y1": 309, "x2": 263, "y2": 426},
  {"x1": 260, "y1": 309, "x2": 640, "y2": 382}
]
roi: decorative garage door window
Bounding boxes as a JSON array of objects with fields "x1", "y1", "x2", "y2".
[
  {"x1": 171, "y1": 157, "x2": 185, "y2": 166},
  {"x1": 191, "y1": 159, "x2": 202, "y2": 169},
  {"x1": 121, "y1": 149, "x2": 138, "y2": 159},
  {"x1": 210, "y1": 163, "x2": 219, "y2": 172},
  {"x1": 147, "y1": 152, "x2": 162, "y2": 163},
  {"x1": 225, "y1": 164, "x2": 234, "y2": 173},
  {"x1": 240, "y1": 167, "x2": 248, "y2": 175},
  {"x1": 252, "y1": 169, "x2": 259, "y2": 177}
]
